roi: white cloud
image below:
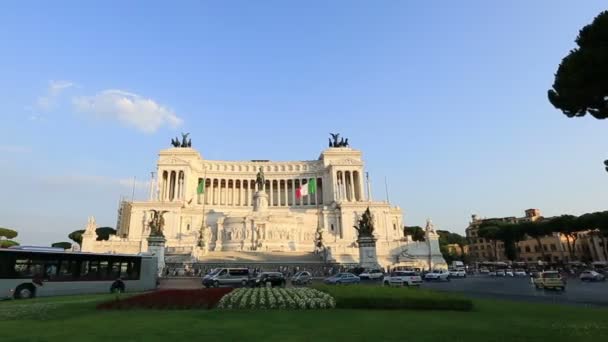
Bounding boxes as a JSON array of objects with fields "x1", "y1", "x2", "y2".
[
  {"x1": 36, "y1": 80, "x2": 74, "y2": 111},
  {"x1": 72, "y1": 89, "x2": 183, "y2": 133},
  {"x1": 0, "y1": 145, "x2": 32, "y2": 153}
]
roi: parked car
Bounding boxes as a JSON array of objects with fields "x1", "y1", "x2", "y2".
[
  {"x1": 479, "y1": 267, "x2": 490, "y2": 274},
  {"x1": 359, "y1": 269, "x2": 384, "y2": 280},
  {"x1": 495, "y1": 270, "x2": 506, "y2": 277},
  {"x1": 250, "y1": 272, "x2": 286, "y2": 288},
  {"x1": 580, "y1": 270, "x2": 606, "y2": 282},
  {"x1": 532, "y1": 271, "x2": 566, "y2": 291},
  {"x1": 290, "y1": 271, "x2": 312, "y2": 285},
  {"x1": 505, "y1": 270, "x2": 514, "y2": 277},
  {"x1": 424, "y1": 270, "x2": 450, "y2": 282},
  {"x1": 201, "y1": 268, "x2": 221, "y2": 285},
  {"x1": 514, "y1": 269, "x2": 527, "y2": 277},
  {"x1": 202, "y1": 268, "x2": 250, "y2": 288},
  {"x1": 449, "y1": 269, "x2": 466, "y2": 278},
  {"x1": 324, "y1": 273, "x2": 360, "y2": 285},
  {"x1": 384, "y1": 271, "x2": 422, "y2": 286},
  {"x1": 488, "y1": 271, "x2": 497, "y2": 276}
]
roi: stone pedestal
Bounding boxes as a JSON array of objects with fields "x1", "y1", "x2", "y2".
[
  {"x1": 253, "y1": 190, "x2": 268, "y2": 212},
  {"x1": 357, "y1": 236, "x2": 380, "y2": 270},
  {"x1": 147, "y1": 235, "x2": 166, "y2": 276}
]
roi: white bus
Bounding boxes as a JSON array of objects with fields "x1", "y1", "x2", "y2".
[{"x1": 0, "y1": 247, "x2": 158, "y2": 299}]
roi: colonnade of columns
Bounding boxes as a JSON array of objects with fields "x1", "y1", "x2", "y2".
[
  {"x1": 335, "y1": 170, "x2": 363, "y2": 202},
  {"x1": 192, "y1": 177, "x2": 324, "y2": 207},
  {"x1": 160, "y1": 170, "x2": 186, "y2": 201}
]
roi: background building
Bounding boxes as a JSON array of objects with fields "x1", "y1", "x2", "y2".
[{"x1": 466, "y1": 209, "x2": 607, "y2": 264}]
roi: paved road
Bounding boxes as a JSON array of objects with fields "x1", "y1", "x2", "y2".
[
  {"x1": 160, "y1": 275, "x2": 608, "y2": 307},
  {"x1": 421, "y1": 275, "x2": 608, "y2": 307}
]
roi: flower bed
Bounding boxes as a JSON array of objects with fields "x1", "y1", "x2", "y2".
[
  {"x1": 97, "y1": 288, "x2": 233, "y2": 310},
  {"x1": 217, "y1": 288, "x2": 335, "y2": 310},
  {"x1": 315, "y1": 285, "x2": 473, "y2": 311}
]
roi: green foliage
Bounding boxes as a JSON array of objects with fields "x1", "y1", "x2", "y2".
[
  {"x1": 1, "y1": 293, "x2": 608, "y2": 341},
  {"x1": 51, "y1": 242, "x2": 72, "y2": 250},
  {"x1": 95, "y1": 227, "x2": 117, "y2": 241},
  {"x1": 68, "y1": 230, "x2": 85, "y2": 246},
  {"x1": 478, "y1": 221, "x2": 527, "y2": 261},
  {"x1": 0, "y1": 227, "x2": 19, "y2": 248},
  {"x1": 315, "y1": 285, "x2": 473, "y2": 311},
  {"x1": 0, "y1": 227, "x2": 18, "y2": 239},
  {"x1": 403, "y1": 226, "x2": 425, "y2": 241},
  {"x1": 548, "y1": 11, "x2": 608, "y2": 119},
  {"x1": 0, "y1": 240, "x2": 19, "y2": 248},
  {"x1": 436, "y1": 230, "x2": 468, "y2": 263}
]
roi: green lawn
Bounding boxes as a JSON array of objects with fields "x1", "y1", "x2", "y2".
[{"x1": 0, "y1": 293, "x2": 607, "y2": 341}]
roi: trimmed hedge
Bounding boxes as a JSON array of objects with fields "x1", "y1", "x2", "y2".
[
  {"x1": 97, "y1": 288, "x2": 233, "y2": 310},
  {"x1": 314, "y1": 285, "x2": 473, "y2": 311}
]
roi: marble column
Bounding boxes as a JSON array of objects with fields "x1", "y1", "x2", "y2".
[
  {"x1": 269, "y1": 179, "x2": 274, "y2": 206},
  {"x1": 292, "y1": 180, "x2": 297, "y2": 206},
  {"x1": 349, "y1": 171, "x2": 355, "y2": 202},
  {"x1": 230, "y1": 179, "x2": 234, "y2": 206},
  {"x1": 283, "y1": 180, "x2": 287, "y2": 206}
]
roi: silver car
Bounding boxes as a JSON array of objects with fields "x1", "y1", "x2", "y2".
[
  {"x1": 202, "y1": 268, "x2": 250, "y2": 287},
  {"x1": 291, "y1": 271, "x2": 312, "y2": 285}
]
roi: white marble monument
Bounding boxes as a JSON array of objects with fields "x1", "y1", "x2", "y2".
[{"x1": 81, "y1": 134, "x2": 446, "y2": 269}]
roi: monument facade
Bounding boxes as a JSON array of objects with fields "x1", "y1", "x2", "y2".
[{"x1": 81, "y1": 134, "x2": 446, "y2": 269}]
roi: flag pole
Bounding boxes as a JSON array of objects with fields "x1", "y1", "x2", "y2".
[{"x1": 131, "y1": 176, "x2": 136, "y2": 201}]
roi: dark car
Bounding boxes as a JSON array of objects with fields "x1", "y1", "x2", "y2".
[{"x1": 250, "y1": 272, "x2": 286, "y2": 287}]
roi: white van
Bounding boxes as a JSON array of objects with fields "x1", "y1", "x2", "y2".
[{"x1": 202, "y1": 268, "x2": 250, "y2": 287}]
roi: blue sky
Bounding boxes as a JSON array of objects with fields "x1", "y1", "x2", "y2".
[{"x1": 1, "y1": 1, "x2": 608, "y2": 245}]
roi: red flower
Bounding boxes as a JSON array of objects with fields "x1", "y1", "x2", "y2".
[{"x1": 97, "y1": 288, "x2": 233, "y2": 310}]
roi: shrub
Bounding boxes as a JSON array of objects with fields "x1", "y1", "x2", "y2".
[
  {"x1": 97, "y1": 288, "x2": 233, "y2": 310},
  {"x1": 217, "y1": 288, "x2": 335, "y2": 310},
  {"x1": 315, "y1": 285, "x2": 473, "y2": 311}
]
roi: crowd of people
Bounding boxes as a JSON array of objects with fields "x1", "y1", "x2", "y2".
[{"x1": 161, "y1": 263, "x2": 360, "y2": 278}]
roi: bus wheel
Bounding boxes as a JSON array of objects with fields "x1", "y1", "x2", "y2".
[
  {"x1": 110, "y1": 280, "x2": 125, "y2": 294},
  {"x1": 14, "y1": 284, "x2": 35, "y2": 299},
  {"x1": 213, "y1": 281, "x2": 220, "y2": 288}
]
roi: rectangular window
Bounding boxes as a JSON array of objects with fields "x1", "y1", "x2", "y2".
[
  {"x1": 550, "y1": 244, "x2": 557, "y2": 251},
  {"x1": 44, "y1": 261, "x2": 59, "y2": 279},
  {"x1": 525, "y1": 246, "x2": 531, "y2": 253},
  {"x1": 99, "y1": 261, "x2": 109, "y2": 280},
  {"x1": 543, "y1": 245, "x2": 548, "y2": 251},
  {"x1": 120, "y1": 262, "x2": 129, "y2": 278},
  {"x1": 87, "y1": 261, "x2": 99, "y2": 280},
  {"x1": 57, "y1": 260, "x2": 77, "y2": 280},
  {"x1": 109, "y1": 261, "x2": 121, "y2": 279}
]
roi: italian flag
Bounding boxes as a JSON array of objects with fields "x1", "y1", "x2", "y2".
[
  {"x1": 296, "y1": 178, "x2": 316, "y2": 199},
  {"x1": 197, "y1": 179, "x2": 205, "y2": 194}
]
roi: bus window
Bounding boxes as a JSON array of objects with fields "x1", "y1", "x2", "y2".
[
  {"x1": 128, "y1": 261, "x2": 140, "y2": 280},
  {"x1": 99, "y1": 261, "x2": 109, "y2": 280},
  {"x1": 45, "y1": 261, "x2": 58, "y2": 280},
  {"x1": 14, "y1": 259, "x2": 45, "y2": 278},
  {"x1": 57, "y1": 260, "x2": 77, "y2": 280},
  {"x1": 14, "y1": 259, "x2": 30, "y2": 277},
  {"x1": 80, "y1": 261, "x2": 90, "y2": 279},
  {"x1": 109, "y1": 261, "x2": 121, "y2": 279},
  {"x1": 89, "y1": 261, "x2": 99, "y2": 279},
  {"x1": 120, "y1": 262, "x2": 129, "y2": 278}
]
